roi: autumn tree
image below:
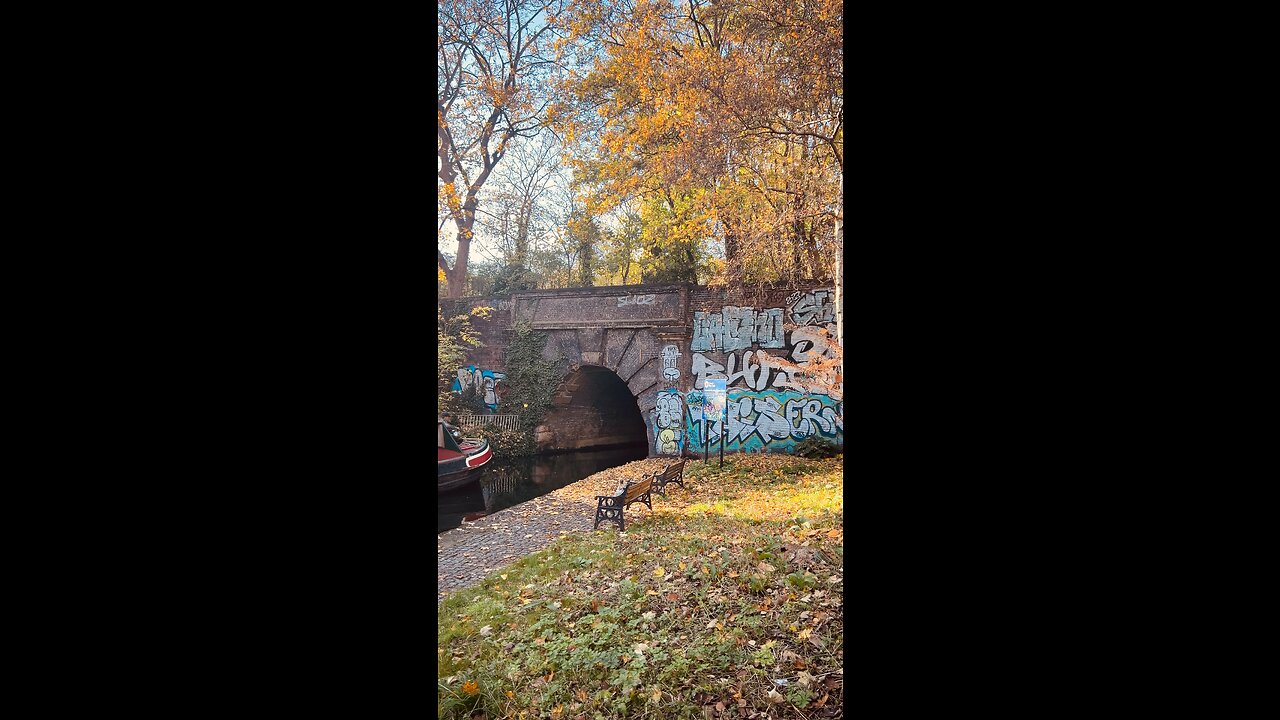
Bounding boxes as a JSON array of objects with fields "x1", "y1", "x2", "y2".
[
  {"x1": 438, "y1": 0, "x2": 571, "y2": 297},
  {"x1": 561, "y1": 0, "x2": 842, "y2": 287},
  {"x1": 597, "y1": 208, "x2": 643, "y2": 285},
  {"x1": 566, "y1": 207, "x2": 601, "y2": 286},
  {"x1": 468, "y1": 130, "x2": 570, "y2": 293}
]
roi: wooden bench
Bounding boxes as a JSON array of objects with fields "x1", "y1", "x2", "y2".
[
  {"x1": 653, "y1": 460, "x2": 687, "y2": 495},
  {"x1": 594, "y1": 473, "x2": 655, "y2": 531}
]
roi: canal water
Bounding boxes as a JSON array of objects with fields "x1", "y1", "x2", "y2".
[{"x1": 437, "y1": 443, "x2": 649, "y2": 533}]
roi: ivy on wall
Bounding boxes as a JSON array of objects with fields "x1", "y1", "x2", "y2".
[
  {"x1": 472, "y1": 320, "x2": 564, "y2": 456},
  {"x1": 437, "y1": 306, "x2": 488, "y2": 417}
]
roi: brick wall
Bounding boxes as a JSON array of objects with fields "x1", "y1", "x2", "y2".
[{"x1": 441, "y1": 280, "x2": 842, "y2": 456}]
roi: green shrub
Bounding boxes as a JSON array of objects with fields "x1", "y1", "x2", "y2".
[
  {"x1": 793, "y1": 435, "x2": 839, "y2": 459},
  {"x1": 470, "y1": 425, "x2": 534, "y2": 456}
]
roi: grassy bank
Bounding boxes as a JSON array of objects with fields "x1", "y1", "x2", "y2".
[{"x1": 438, "y1": 454, "x2": 844, "y2": 720}]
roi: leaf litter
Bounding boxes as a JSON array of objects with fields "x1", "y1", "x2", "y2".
[{"x1": 438, "y1": 454, "x2": 843, "y2": 719}]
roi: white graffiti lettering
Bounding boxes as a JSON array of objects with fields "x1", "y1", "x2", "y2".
[
  {"x1": 788, "y1": 326, "x2": 837, "y2": 365},
  {"x1": 652, "y1": 389, "x2": 684, "y2": 455},
  {"x1": 617, "y1": 294, "x2": 656, "y2": 307},
  {"x1": 691, "y1": 306, "x2": 784, "y2": 352},
  {"x1": 789, "y1": 289, "x2": 835, "y2": 328},
  {"x1": 693, "y1": 350, "x2": 831, "y2": 395},
  {"x1": 688, "y1": 391, "x2": 843, "y2": 451},
  {"x1": 661, "y1": 344, "x2": 681, "y2": 384},
  {"x1": 785, "y1": 397, "x2": 840, "y2": 437}
]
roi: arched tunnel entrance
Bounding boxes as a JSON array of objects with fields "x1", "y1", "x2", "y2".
[{"x1": 535, "y1": 365, "x2": 650, "y2": 453}]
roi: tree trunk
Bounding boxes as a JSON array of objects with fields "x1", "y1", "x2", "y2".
[
  {"x1": 447, "y1": 219, "x2": 474, "y2": 298},
  {"x1": 834, "y1": 173, "x2": 843, "y2": 383}
]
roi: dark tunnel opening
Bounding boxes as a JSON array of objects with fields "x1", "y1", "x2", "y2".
[{"x1": 538, "y1": 365, "x2": 649, "y2": 453}]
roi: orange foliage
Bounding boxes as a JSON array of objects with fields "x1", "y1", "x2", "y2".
[{"x1": 562, "y1": 0, "x2": 843, "y2": 285}]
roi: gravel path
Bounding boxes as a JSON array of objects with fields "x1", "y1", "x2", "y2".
[{"x1": 437, "y1": 458, "x2": 672, "y2": 604}]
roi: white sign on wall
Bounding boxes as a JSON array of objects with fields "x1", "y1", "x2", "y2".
[{"x1": 704, "y1": 377, "x2": 727, "y2": 418}]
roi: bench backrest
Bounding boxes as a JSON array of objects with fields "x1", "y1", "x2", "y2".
[
  {"x1": 661, "y1": 460, "x2": 686, "y2": 479},
  {"x1": 624, "y1": 475, "x2": 654, "y2": 503}
]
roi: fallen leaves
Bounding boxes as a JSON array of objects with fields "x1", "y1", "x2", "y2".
[{"x1": 438, "y1": 454, "x2": 843, "y2": 719}]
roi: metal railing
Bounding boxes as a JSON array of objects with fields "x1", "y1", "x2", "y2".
[{"x1": 456, "y1": 414, "x2": 521, "y2": 431}]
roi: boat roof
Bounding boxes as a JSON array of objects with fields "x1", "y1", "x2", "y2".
[{"x1": 438, "y1": 421, "x2": 462, "y2": 452}]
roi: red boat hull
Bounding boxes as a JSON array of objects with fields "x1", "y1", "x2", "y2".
[{"x1": 438, "y1": 437, "x2": 493, "y2": 494}]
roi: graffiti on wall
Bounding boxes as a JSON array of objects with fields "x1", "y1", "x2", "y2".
[
  {"x1": 661, "y1": 345, "x2": 681, "y2": 385},
  {"x1": 652, "y1": 388, "x2": 685, "y2": 455},
  {"x1": 679, "y1": 291, "x2": 842, "y2": 453},
  {"x1": 787, "y1": 289, "x2": 837, "y2": 335},
  {"x1": 691, "y1": 306, "x2": 785, "y2": 352},
  {"x1": 618, "y1": 294, "x2": 656, "y2": 307},
  {"x1": 685, "y1": 389, "x2": 843, "y2": 453},
  {"x1": 690, "y1": 326, "x2": 840, "y2": 397},
  {"x1": 451, "y1": 365, "x2": 507, "y2": 412}
]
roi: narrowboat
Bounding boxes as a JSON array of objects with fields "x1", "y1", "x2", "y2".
[{"x1": 438, "y1": 420, "x2": 493, "y2": 493}]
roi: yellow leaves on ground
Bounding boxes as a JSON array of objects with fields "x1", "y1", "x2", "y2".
[
  {"x1": 462, "y1": 680, "x2": 479, "y2": 695},
  {"x1": 439, "y1": 453, "x2": 843, "y2": 719}
]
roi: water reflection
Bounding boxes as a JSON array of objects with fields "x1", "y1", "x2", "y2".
[{"x1": 438, "y1": 444, "x2": 648, "y2": 533}]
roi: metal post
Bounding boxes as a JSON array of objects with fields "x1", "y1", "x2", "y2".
[
  {"x1": 719, "y1": 403, "x2": 725, "y2": 467},
  {"x1": 702, "y1": 405, "x2": 708, "y2": 464}
]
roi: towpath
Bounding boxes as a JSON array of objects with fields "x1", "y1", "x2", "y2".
[{"x1": 437, "y1": 458, "x2": 672, "y2": 604}]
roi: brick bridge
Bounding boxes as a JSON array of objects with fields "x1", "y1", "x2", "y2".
[{"x1": 441, "y1": 282, "x2": 843, "y2": 458}]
